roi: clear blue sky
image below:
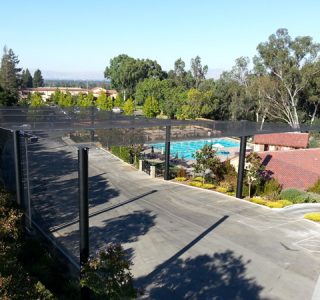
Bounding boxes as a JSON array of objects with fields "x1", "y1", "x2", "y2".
[{"x1": 1, "y1": 0, "x2": 320, "y2": 79}]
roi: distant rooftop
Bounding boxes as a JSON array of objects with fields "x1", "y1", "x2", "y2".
[
  {"x1": 254, "y1": 132, "x2": 309, "y2": 148},
  {"x1": 259, "y1": 149, "x2": 320, "y2": 190}
]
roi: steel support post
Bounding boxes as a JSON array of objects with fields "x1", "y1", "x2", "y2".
[
  {"x1": 78, "y1": 147, "x2": 89, "y2": 299},
  {"x1": 90, "y1": 105, "x2": 95, "y2": 143},
  {"x1": 13, "y1": 130, "x2": 24, "y2": 207},
  {"x1": 236, "y1": 136, "x2": 247, "y2": 199},
  {"x1": 164, "y1": 125, "x2": 171, "y2": 180}
]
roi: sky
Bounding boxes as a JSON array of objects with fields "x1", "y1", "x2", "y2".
[{"x1": 1, "y1": 0, "x2": 320, "y2": 80}]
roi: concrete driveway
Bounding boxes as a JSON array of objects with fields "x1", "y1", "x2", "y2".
[{"x1": 28, "y1": 137, "x2": 320, "y2": 300}]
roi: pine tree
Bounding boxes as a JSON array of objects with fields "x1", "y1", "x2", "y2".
[
  {"x1": 33, "y1": 69, "x2": 44, "y2": 87},
  {"x1": 0, "y1": 46, "x2": 22, "y2": 104},
  {"x1": 21, "y1": 68, "x2": 33, "y2": 88}
]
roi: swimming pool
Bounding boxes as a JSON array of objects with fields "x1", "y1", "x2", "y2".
[{"x1": 151, "y1": 138, "x2": 240, "y2": 160}]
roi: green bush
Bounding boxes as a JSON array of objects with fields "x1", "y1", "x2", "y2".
[
  {"x1": 81, "y1": 244, "x2": 137, "y2": 299},
  {"x1": 263, "y1": 178, "x2": 282, "y2": 199},
  {"x1": 280, "y1": 188, "x2": 320, "y2": 204},
  {"x1": 280, "y1": 189, "x2": 305, "y2": 203},
  {"x1": 307, "y1": 178, "x2": 320, "y2": 194},
  {"x1": 110, "y1": 146, "x2": 131, "y2": 163}
]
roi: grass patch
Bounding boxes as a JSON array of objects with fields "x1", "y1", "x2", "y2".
[{"x1": 304, "y1": 212, "x2": 320, "y2": 222}]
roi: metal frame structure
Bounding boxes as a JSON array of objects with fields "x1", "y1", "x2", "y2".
[{"x1": 2, "y1": 106, "x2": 320, "y2": 295}]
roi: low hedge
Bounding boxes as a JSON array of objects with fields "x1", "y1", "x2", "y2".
[
  {"x1": 175, "y1": 177, "x2": 187, "y2": 181},
  {"x1": 216, "y1": 187, "x2": 228, "y2": 193},
  {"x1": 193, "y1": 177, "x2": 204, "y2": 182},
  {"x1": 280, "y1": 188, "x2": 320, "y2": 204},
  {"x1": 249, "y1": 198, "x2": 293, "y2": 208},
  {"x1": 189, "y1": 181, "x2": 203, "y2": 187},
  {"x1": 304, "y1": 212, "x2": 320, "y2": 222},
  {"x1": 203, "y1": 183, "x2": 215, "y2": 189}
]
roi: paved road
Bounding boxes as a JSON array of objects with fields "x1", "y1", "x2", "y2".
[{"x1": 28, "y1": 136, "x2": 320, "y2": 300}]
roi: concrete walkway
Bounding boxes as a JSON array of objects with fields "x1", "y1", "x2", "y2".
[{"x1": 29, "y1": 138, "x2": 320, "y2": 300}]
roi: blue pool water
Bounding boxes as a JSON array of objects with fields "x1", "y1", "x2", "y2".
[{"x1": 151, "y1": 138, "x2": 239, "y2": 160}]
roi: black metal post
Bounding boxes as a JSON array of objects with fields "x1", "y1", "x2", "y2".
[
  {"x1": 164, "y1": 125, "x2": 171, "y2": 180},
  {"x1": 236, "y1": 136, "x2": 247, "y2": 199},
  {"x1": 13, "y1": 130, "x2": 24, "y2": 207},
  {"x1": 78, "y1": 147, "x2": 89, "y2": 299},
  {"x1": 90, "y1": 105, "x2": 95, "y2": 143}
]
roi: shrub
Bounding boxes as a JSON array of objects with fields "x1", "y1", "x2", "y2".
[
  {"x1": 189, "y1": 181, "x2": 203, "y2": 187},
  {"x1": 281, "y1": 189, "x2": 320, "y2": 204},
  {"x1": 304, "y1": 212, "x2": 320, "y2": 222},
  {"x1": 193, "y1": 176, "x2": 204, "y2": 182},
  {"x1": 280, "y1": 189, "x2": 305, "y2": 203},
  {"x1": 219, "y1": 180, "x2": 234, "y2": 192},
  {"x1": 277, "y1": 199, "x2": 293, "y2": 207},
  {"x1": 307, "y1": 192, "x2": 320, "y2": 203},
  {"x1": 175, "y1": 177, "x2": 187, "y2": 181},
  {"x1": 81, "y1": 244, "x2": 137, "y2": 299},
  {"x1": 227, "y1": 192, "x2": 236, "y2": 196},
  {"x1": 265, "y1": 201, "x2": 283, "y2": 208},
  {"x1": 308, "y1": 178, "x2": 320, "y2": 194},
  {"x1": 216, "y1": 187, "x2": 228, "y2": 193},
  {"x1": 176, "y1": 167, "x2": 187, "y2": 178},
  {"x1": 202, "y1": 183, "x2": 215, "y2": 189},
  {"x1": 250, "y1": 197, "x2": 267, "y2": 205},
  {"x1": 263, "y1": 178, "x2": 282, "y2": 199}
]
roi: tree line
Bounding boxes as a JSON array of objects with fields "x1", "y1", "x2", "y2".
[
  {"x1": 2, "y1": 28, "x2": 320, "y2": 128},
  {"x1": 105, "y1": 28, "x2": 320, "y2": 128},
  {"x1": 0, "y1": 46, "x2": 44, "y2": 105}
]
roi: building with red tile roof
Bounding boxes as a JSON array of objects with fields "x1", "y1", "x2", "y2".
[
  {"x1": 253, "y1": 132, "x2": 309, "y2": 152},
  {"x1": 258, "y1": 149, "x2": 320, "y2": 190}
]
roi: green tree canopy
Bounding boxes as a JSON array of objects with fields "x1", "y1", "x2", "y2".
[
  {"x1": 143, "y1": 96, "x2": 160, "y2": 117},
  {"x1": 123, "y1": 98, "x2": 134, "y2": 115},
  {"x1": 190, "y1": 56, "x2": 208, "y2": 88},
  {"x1": 104, "y1": 54, "x2": 165, "y2": 99},
  {"x1": 96, "y1": 92, "x2": 113, "y2": 110},
  {"x1": 255, "y1": 28, "x2": 320, "y2": 128},
  {"x1": 21, "y1": 68, "x2": 33, "y2": 88},
  {"x1": 32, "y1": 69, "x2": 44, "y2": 88},
  {"x1": 30, "y1": 92, "x2": 44, "y2": 107},
  {"x1": 0, "y1": 46, "x2": 21, "y2": 104}
]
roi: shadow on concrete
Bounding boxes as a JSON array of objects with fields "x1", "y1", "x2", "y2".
[
  {"x1": 56, "y1": 209, "x2": 157, "y2": 263},
  {"x1": 139, "y1": 250, "x2": 265, "y2": 300},
  {"x1": 51, "y1": 189, "x2": 157, "y2": 232},
  {"x1": 136, "y1": 215, "x2": 265, "y2": 299},
  {"x1": 26, "y1": 138, "x2": 120, "y2": 228}
]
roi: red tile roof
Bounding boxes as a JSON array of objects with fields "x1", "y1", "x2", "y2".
[
  {"x1": 258, "y1": 149, "x2": 320, "y2": 190},
  {"x1": 254, "y1": 132, "x2": 309, "y2": 148}
]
